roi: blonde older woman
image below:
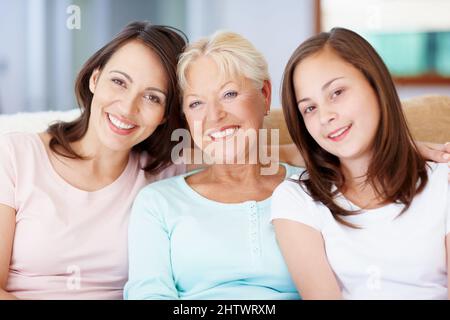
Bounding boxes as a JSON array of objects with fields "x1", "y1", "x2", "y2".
[{"x1": 124, "y1": 31, "x2": 302, "y2": 300}]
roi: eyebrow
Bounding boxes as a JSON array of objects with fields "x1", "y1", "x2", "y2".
[
  {"x1": 296, "y1": 76, "x2": 344, "y2": 105},
  {"x1": 109, "y1": 70, "x2": 167, "y2": 97}
]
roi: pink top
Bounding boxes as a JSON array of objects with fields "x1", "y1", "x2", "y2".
[{"x1": 0, "y1": 132, "x2": 185, "y2": 300}]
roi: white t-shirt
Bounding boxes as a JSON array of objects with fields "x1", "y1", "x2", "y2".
[{"x1": 271, "y1": 162, "x2": 449, "y2": 300}]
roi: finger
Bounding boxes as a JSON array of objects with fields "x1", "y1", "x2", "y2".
[
  {"x1": 445, "y1": 142, "x2": 450, "y2": 153},
  {"x1": 424, "y1": 149, "x2": 448, "y2": 163},
  {"x1": 444, "y1": 153, "x2": 450, "y2": 162}
]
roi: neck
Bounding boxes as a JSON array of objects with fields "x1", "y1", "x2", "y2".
[
  {"x1": 339, "y1": 153, "x2": 384, "y2": 207},
  {"x1": 340, "y1": 157, "x2": 369, "y2": 184},
  {"x1": 207, "y1": 163, "x2": 264, "y2": 185},
  {"x1": 71, "y1": 129, "x2": 131, "y2": 179}
]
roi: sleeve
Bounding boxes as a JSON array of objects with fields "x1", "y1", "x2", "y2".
[
  {"x1": 0, "y1": 135, "x2": 16, "y2": 209},
  {"x1": 270, "y1": 180, "x2": 323, "y2": 231},
  {"x1": 124, "y1": 187, "x2": 179, "y2": 300}
]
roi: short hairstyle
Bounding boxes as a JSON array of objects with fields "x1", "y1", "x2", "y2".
[{"x1": 177, "y1": 30, "x2": 270, "y2": 91}]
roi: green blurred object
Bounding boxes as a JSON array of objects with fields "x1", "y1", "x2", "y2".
[
  {"x1": 365, "y1": 32, "x2": 429, "y2": 76},
  {"x1": 435, "y1": 32, "x2": 450, "y2": 76}
]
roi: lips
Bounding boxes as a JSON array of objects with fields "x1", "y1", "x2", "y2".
[
  {"x1": 206, "y1": 125, "x2": 240, "y2": 141},
  {"x1": 327, "y1": 124, "x2": 352, "y2": 141},
  {"x1": 106, "y1": 112, "x2": 139, "y2": 136}
]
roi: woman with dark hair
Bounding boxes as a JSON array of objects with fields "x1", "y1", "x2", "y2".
[
  {"x1": 271, "y1": 27, "x2": 449, "y2": 299},
  {"x1": 0, "y1": 21, "x2": 187, "y2": 299}
]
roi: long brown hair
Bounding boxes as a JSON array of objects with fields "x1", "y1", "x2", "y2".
[
  {"x1": 281, "y1": 27, "x2": 428, "y2": 227},
  {"x1": 47, "y1": 21, "x2": 187, "y2": 174}
]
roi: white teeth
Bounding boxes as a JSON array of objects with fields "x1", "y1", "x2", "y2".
[
  {"x1": 108, "y1": 113, "x2": 136, "y2": 130},
  {"x1": 329, "y1": 126, "x2": 350, "y2": 138},
  {"x1": 209, "y1": 127, "x2": 238, "y2": 140}
]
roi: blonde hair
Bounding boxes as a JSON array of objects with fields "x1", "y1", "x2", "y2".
[{"x1": 177, "y1": 30, "x2": 270, "y2": 91}]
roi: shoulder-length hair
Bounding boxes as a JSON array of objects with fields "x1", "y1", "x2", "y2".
[
  {"x1": 281, "y1": 27, "x2": 428, "y2": 227},
  {"x1": 47, "y1": 21, "x2": 187, "y2": 174}
]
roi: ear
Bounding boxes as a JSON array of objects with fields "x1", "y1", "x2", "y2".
[
  {"x1": 89, "y1": 68, "x2": 101, "y2": 94},
  {"x1": 261, "y1": 80, "x2": 272, "y2": 115}
]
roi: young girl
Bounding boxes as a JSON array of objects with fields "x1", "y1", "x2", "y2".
[{"x1": 271, "y1": 27, "x2": 449, "y2": 300}]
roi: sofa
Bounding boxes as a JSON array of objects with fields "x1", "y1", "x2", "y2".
[{"x1": 1, "y1": 95, "x2": 449, "y2": 144}]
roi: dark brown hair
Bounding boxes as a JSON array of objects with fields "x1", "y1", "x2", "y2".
[
  {"x1": 281, "y1": 27, "x2": 428, "y2": 227},
  {"x1": 47, "y1": 21, "x2": 187, "y2": 173}
]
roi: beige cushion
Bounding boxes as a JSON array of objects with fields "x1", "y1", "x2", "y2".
[
  {"x1": 402, "y1": 95, "x2": 450, "y2": 144},
  {"x1": 265, "y1": 95, "x2": 450, "y2": 144}
]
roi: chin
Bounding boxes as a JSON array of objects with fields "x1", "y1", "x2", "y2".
[
  {"x1": 335, "y1": 148, "x2": 367, "y2": 162},
  {"x1": 99, "y1": 136, "x2": 134, "y2": 153}
]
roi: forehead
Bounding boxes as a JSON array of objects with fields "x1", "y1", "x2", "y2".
[
  {"x1": 104, "y1": 40, "x2": 168, "y2": 85},
  {"x1": 184, "y1": 56, "x2": 244, "y2": 92},
  {"x1": 293, "y1": 47, "x2": 360, "y2": 86}
]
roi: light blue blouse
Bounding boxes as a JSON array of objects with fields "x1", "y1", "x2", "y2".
[{"x1": 124, "y1": 163, "x2": 302, "y2": 300}]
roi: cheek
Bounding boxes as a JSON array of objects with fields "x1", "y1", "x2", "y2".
[
  {"x1": 358, "y1": 99, "x2": 380, "y2": 133},
  {"x1": 304, "y1": 117, "x2": 321, "y2": 140},
  {"x1": 141, "y1": 107, "x2": 165, "y2": 130},
  {"x1": 92, "y1": 82, "x2": 114, "y2": 104},
  {"x1": 183, "y1": 115, "x2": 203, "y2": 146},
  {"x1": 369, "y1": 101, "x2": 381, "y2": 125},
  {"x1": 244, "y1": 110, "x2": 264, "y2": 128}
]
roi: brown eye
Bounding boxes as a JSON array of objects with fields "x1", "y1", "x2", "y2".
[
  {"x1": 112, "y1": 78, "x2": 126, "y2": 87},
  {"x1": 304, "y1": 105, "x2": 316, "y2": 115},
  {"x1": 144, "y1": 94, "x2": 161, "y2": 104},
  {"x1": 331, "y1": 89, "x2": 344, "y2": 100}
]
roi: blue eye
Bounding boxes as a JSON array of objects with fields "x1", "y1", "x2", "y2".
[
  {"x1": 224, "y1": 91, "x2": 238, "y2": 99},
  {"x1": 189, "y1": 101, "x2": 201, "y2": 109}
]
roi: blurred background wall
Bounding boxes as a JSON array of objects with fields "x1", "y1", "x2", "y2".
[{"x1": 0, "y1": 0, "x2": 449, "y2": 114}]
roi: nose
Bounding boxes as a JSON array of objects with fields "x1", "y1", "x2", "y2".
[
  {"x1": 318, "y1": 104, "x2": 337, "y2": 126},
  {"x1": 206, "y1": 99, "x2": 226, "y2": 122},
  {"x1": 119, "y1": 93, "x2": 140, "y2": 115}
]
